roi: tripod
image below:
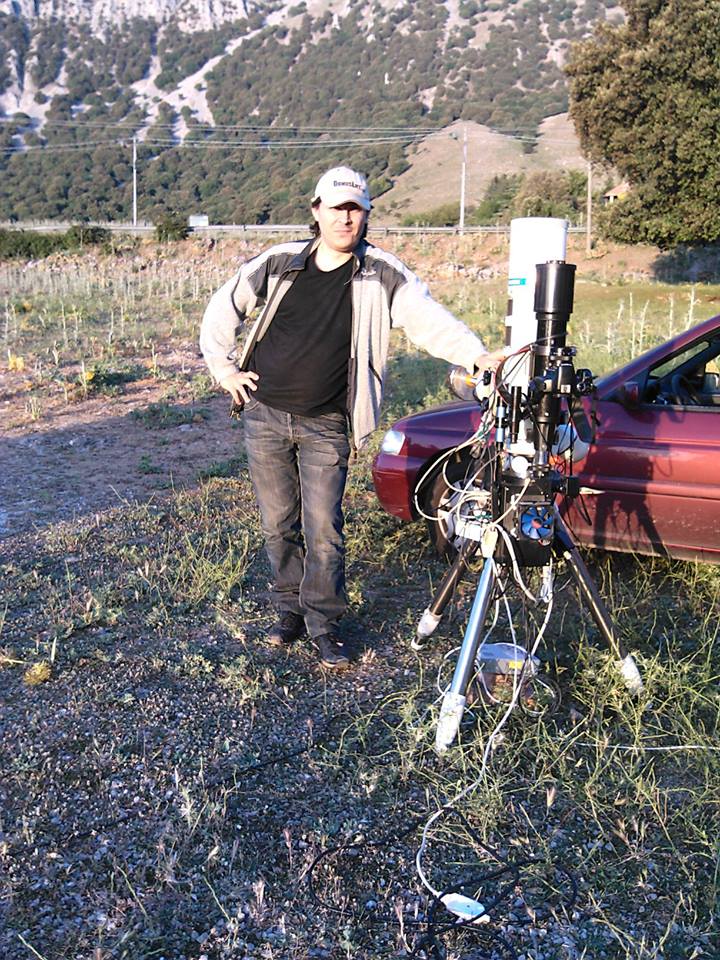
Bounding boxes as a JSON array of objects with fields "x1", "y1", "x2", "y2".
[
  {"x1": 426, "y1": 509, "x2": 643, "y2": 752},
  {"x1": 415, "y1": 260, "x2": 644, "y2": 753}
]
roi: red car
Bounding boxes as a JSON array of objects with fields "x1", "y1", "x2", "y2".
[{"x1": 372, "y1": 315, "x2": 720, "y2": 563}]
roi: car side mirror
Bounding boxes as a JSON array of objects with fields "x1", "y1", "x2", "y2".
[{"x1": 617, "y1": 380, "x2": 641, "y2": 407}]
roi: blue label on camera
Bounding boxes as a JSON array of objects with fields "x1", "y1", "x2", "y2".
[{"x1": 508, "y1": 278, "x2": 527, "y2": 286}]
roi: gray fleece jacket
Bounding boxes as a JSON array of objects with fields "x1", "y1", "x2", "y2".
[{"x1": 199, "y1": 237, "x2": 486, "y2": 448}]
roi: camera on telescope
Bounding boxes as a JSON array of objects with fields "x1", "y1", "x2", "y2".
[{"x1": 446, "y1": 260, "x2": 596, "y2": 568}]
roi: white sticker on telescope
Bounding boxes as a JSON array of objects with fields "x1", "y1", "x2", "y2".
[{"x1": 508, "y1": 278, "x2": 527, "y2": 286}]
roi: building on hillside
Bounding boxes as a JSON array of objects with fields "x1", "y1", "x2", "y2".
[{"x1": 602, "y1": 181, "x2": 631, "y2": 204}]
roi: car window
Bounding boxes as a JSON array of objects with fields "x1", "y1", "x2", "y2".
[{"x1": 646, "y1": 337, "x2": 720, "y2": 406}]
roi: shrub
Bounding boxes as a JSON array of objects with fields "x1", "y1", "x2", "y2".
[
  {"x1": 65, "y1": 224, "x2": 112, "y2": 247},
  {"x1": 401, "y1": 203, "x2": 465, "y2": 227},
  {"x1": 0, "y1": 229, "x2": 66, "y2": 259},
  {"x1": 0, "y1": 224, "x2": 114, "y2": 260},
  {"x1": 155, "y1": 214, "x2": 190, "y2": 243}
]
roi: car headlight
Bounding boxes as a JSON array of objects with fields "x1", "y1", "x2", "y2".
[{"x1": 380, "y1": 428, "x2": 406, "y2": 455}]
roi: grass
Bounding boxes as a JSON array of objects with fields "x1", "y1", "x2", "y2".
[
  {"x1": 1, "y1": 236, "x2": 719, "y2": 959},
  {"x1": 132, "y1": 401, "x2": 211, "y2": 429}
]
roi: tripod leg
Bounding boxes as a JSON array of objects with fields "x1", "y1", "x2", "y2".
[
  {"x1": 554, "y1": 517, "x2": 643, "y2": 694},
  {"x1": 414, "y1": 539, "x2": 481, "y2": 649},
  {"x1": 435, "y1": 557, "x2": 497, "y2": 753}
]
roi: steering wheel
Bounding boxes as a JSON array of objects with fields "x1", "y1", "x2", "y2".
[{"x1": 670, "y1": 372, "x2": 703, "y2": 405}]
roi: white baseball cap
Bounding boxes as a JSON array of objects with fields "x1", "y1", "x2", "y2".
[{"x1": 311, "y1": 166, "x2": 372, "y2": 211}]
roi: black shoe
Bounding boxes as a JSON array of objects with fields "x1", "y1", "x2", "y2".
[
  {"x1": 314, "y1": 632, "x2": 350, "y2": 669},
  {"x1": 266, "y1": 612, "x2": 305, "y2": 647}
]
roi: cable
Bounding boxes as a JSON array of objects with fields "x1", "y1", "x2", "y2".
[
  {"x1": 306, "y1": 801, "x2": 573, "y2": 960},
  {"x1": 578, "y1": 741, "x2": 720, "y2": 754},
  {"x1": 0, "y1": 117, "x2": 588, "y2": 146},
  {"x1": 415, "y1": 588, "x2": 555, "y2": 904},
  {"x1": 0, "y1": 133, "x2": 431, "y2": 156}
]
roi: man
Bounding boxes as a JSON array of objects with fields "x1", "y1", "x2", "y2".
[{"x1": 200, "y1": 166, "x2": 505, "y2": 669}]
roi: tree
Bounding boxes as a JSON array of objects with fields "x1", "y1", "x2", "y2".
[{"x1": 566, "y1": 0, "x2": 720, "y2": 247}]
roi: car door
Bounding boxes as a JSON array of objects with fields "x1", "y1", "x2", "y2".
[{"x1": 563, "y1": 334, "x2": 720, "y2": 561}]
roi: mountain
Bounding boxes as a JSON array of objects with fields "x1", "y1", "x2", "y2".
[
  {"x1": 0, "y1": 0, "x2": 623, "y2": 223},
  {"x1": 1, "y1": 0, "x2": 253, "y2": 30}
]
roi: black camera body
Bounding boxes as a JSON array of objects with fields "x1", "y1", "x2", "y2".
[{"x1": 491, "y1": 260, "x2": 591, "y2": 567}]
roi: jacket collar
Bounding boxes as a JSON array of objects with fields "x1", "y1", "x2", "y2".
[{"x1": 288, "y1": 236, "x2": 368, "y2": 274}]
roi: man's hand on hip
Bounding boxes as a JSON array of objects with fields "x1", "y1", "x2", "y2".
[{"x1": 220, "y1": 370, "x2": 259, "y2": 404}]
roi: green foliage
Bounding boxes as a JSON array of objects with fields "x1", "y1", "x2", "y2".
[
  {"x1": 30, "y1": 20, "x2": 65, "y2": 87},
  {"x1": 157, "y1": 21, "x2": 244, "y2": 90},
  {"x1": 567, "y1": 0, "x2": 720, "y2": 246},
  {"x1": 402, "y1": 171, "x2": 587, "y2": 227},
  {"x1": 132, "y1": 402, "x2": 210, "y2": 429},
  {"x1": 509, "y1": 169, "x2": 587, "y2": 220},
  {"x1": 0, "y1": 225, "x2": 111, "y2": 260},
  {"x1": 0, "y1": 1, "x2": 610, "y2": 222},
  {"x1": 470, "y1": 173, "x2": 522, "y2": 223},
  {"x1": 0, "y1": 229, "x2": 66, "y2": 259},
  {"x1": 401, "y1": 202, "x2": 464, "y2": 227},
  {"x1": 0, "y1": 13, "x2": 29, "y2": 94},
  {"x1": 155, "y1": 214, "x2": 190, "y2": 242},
  {"x1": 65, "y1": 224, "x2": 112, "y2": 247}
]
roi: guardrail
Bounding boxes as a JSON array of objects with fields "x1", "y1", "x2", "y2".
[{"x1": 0, "y1": 221, "x2": 587, "y2": 237}]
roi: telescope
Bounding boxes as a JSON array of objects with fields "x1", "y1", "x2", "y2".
[{"x1": 415, "y1": 219, "x2": 643, "y2": 753}]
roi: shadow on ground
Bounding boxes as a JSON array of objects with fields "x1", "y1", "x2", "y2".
[{"x1": 652, "y1": 243, "x2": 720, "y2": 283}]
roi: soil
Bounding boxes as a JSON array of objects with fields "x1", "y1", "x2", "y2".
[
  {"x1": 0, "y1": 234, "x2": 663, "y2": 543},
  {"x1": 0, "y1": 344, "x2": 242, "y2": 539},
  {"x1": 1, "y1": 239, "x2": 716, "y2": 960}
]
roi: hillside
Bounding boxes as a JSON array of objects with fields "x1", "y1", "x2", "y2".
[
  {"x1": 0, "y1": 0, "x2": 622, "y2": 222},
  {"x1": 373, "y1": 113, "x2": 587, "y2": 219}
]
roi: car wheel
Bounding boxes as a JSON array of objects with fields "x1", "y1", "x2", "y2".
[{"x1": 420, "y1": 452, "x2": 490, "y2": 558}]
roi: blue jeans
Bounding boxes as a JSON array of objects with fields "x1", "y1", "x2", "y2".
[{"x1": 243, "y1": 397, "x2": 350, "y2": 638}]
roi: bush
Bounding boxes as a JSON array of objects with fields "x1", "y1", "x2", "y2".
[
  {"x1": 65, "y1": 224, "x2": 111, "y2": 247},
  {"x1": 155, "y1": 214, "x2": 190, "y2": 243},
  {"x1": 0, "y1": 224, "x2": 114, "y2": 260},
  {"x1": 0, "y1": 229, "x2": 66, "y2": 259},
  {"x1": 401, "y1": 203, "x2": 465, "y2": 227}
]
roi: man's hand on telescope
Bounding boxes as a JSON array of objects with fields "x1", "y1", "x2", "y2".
[
  {"x1": 220, "y1": 370, "x2": 259, "y2": 405},
  {"x1": 473, "y1": 347, "x2": 511, "y2": 376}
]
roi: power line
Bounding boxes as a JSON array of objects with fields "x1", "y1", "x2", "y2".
[
  {"x1": 0, "y1": 129, "x2": 582, "y2": 156},
  {"x1": 0, "y1": 117, "x2": 581, "y2": 144},
  {"x1": 0, "y1": 118, "x2": 444, "y2": 133},
  {"x1": 0, "y1": 139, "x2": 125, "y2": 155},
  {"x1": 0, "y1": 117, "x2": 575, "y2": 135}
]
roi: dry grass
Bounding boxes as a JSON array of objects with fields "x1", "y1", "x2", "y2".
[{"x1": 1, "y1": 236, "x2": 718, "y2": 959}]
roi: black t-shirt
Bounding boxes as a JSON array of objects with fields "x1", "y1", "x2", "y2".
[{"x1": 248, "y1": 252, "x2": 353, "y2": 417}]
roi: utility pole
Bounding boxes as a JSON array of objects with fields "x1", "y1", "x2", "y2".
[
  {"x1": 132, "y1": 137, "x2": 138, "y2": 228},
  {"x1": 586, "y1": 160, "x2": 592, "y2": 256},
  {"x1": 459, "y1": 125, "x2": 467, "y2": 236}
]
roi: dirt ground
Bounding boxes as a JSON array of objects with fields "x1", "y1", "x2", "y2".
[
  {"x1": 0, "y1": 232, "x2": 664, "y2": 544},
  {"x1": 0, "y1": 344, "x2": 242, "y2": 539},
  {"x1": 1, "y1": 237, "x2": 718, "y2": 960}
]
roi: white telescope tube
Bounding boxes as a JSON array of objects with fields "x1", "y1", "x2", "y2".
[
  {"x1": 502, "y1": 217, "x2": 569, "y2": 460},
  {"x1": 504, "y1": 217, "x2": 568, "y2": 388}
]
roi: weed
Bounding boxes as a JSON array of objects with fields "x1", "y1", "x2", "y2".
[
  {"x1": 198, "y1": 456, "x2": 246, "y2": 481},
  {"x1": 217, "y1": 655, "x2": 266, "y2": 705},
  {"x1": 2, "y1": 238, "x2": 719, "y2": 960},
  {"x1": 132, "y1": 401, "x2": 211, "y2": 429},
  {"x1": 138, "y1": 454, "x2": 163, "y2": 475}
]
